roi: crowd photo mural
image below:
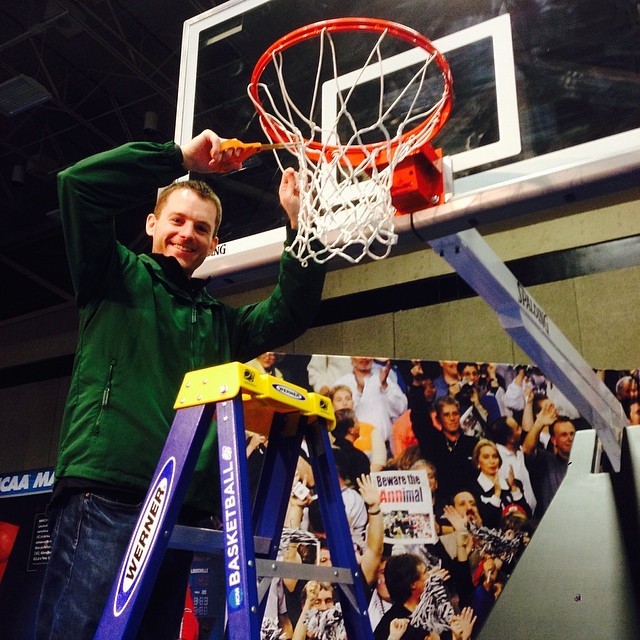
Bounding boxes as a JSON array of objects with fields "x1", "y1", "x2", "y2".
[
  {"x1": 239, "y1": 352, "x2": 637, "y2": 640},
  {"x1": 1, "y1": 353, "x2": 637, "y2": 640}
]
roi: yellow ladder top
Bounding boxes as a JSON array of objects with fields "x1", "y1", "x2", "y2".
[{"x1": 173, "y1": 362, "x2": 335, "y2": 430}]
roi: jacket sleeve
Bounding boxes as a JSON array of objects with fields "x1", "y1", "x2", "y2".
[
  {"x1": 58, "y1": 141, "x2": 184, "y2": 304},
  {"x1": 380, "y1": 378, "x2": 408, "y2": 422},
  {"x1": 226, "y1": 227, "x2": 326, "y2": 361},
  {"x1": 408, "y1": 384, "x2": 438, "y2": 458}
]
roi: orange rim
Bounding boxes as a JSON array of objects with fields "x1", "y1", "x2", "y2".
[{"x1": 249, "y1": 17, "x2": 453, "y2": 165}]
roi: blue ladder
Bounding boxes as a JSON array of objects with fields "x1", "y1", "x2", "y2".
[{"x1": 94, "y1": 362, "x2": 375, "y2": 640}]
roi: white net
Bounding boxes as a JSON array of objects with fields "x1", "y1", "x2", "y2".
[{"x1": 249, "y1": 22, "x2": 452, "y2": 265}]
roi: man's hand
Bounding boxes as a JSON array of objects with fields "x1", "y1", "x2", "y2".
[
  {"x1": 427, "y1": 567, "x2": 450, "y2": 583},
  {"x1": 388, "y1": 618, "x2": 409, "y2": 640},
  {"x1": 536, "y1": 400, "x2": 558, "y2": 427},
  {"x1": 449, "y1": 607, "x2": 477, "y2": 640},
  {"x1": 279, "y1": 167, "x2": 300, "y2": 229},
  {"x1": 523, "y1": 380, "x2": 535, "y2": 404},
  {"x1": 246, "y1": 431, "x2": 267, "y2": 457},
  {"x1": 488, "y1": 471, "x2": 500, "y2": 496},
  {"x1": 356, "y1": 474, "x2": 381, "y2": 509},
  {"x1": 443, "y1": 504, "x2": 467, "y2": 532},
  {"x1": 283, "y1": 543, "x2": 302, "y2": 564},
  {"x1": 410, "y1": 360, "x2": 424, "y2": 386},
  {"x1": 180, "y1": 130, "x2": 244, "y2": 173},
  {"x1": 378, "y1": 359, "x2": 392, "y2": 390},
  {"x1": 302, "y1": 580, "x2": 320, "y2": 611},
  {"x1": 290, "y1": 474, "x2": 312, "y2": 508},
  {"x1": 507, "y1": 465, "x2": 517, "y2": 492}
]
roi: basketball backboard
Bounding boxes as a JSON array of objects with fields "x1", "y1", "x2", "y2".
[{"x1": 176, "y1": 0, "x2": 640, "y2": 281}]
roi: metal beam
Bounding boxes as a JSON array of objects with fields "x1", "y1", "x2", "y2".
[
  {"x1": 66, "y1": 0, "x2": 177, "y2": 104},
  {"x1": 429, "y1": 228, "x2": 625, "y2": 470},
  {"x1": 0, "y1": 254, "x2": 74, "y2": 302}
]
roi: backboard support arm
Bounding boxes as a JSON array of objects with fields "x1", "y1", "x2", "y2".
[{"x1": 430, "y1": 228, "x2": 625, "y2": 471}]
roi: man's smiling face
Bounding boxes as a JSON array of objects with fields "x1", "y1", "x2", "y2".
[{"x1": 146, "y1": 187, "x2": 218, "y2": 277}]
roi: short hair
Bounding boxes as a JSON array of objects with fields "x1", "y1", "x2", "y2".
[
  {"x1": 391, "y1": 445, "x2": 424, "y2": 471},
  {"x1": 550, "y1": 417, "x2": 575, "y2": 437},
  {"x1": 301, "y1": 581, "x2": 334, "y2": 606},
  {"x1": 415, "y1": 360, "x2": 441, "y2": 381},
  {"x1": 434, "y1": 396, "x2": 460, "y2": 420},
  {"x1": 410, "y1": 458, "x2": 436, "y2": 476},
  {"x1": 458, "y1": 361, "x2": 478, "y2": 375},
  {"x1": 615, "y1": 375, "x2": 637, "y2": 399},
  {"x1": 453, "y1": 490, "x2": 477, "y2": 507},
  {"x1": 384, "y1": 554, "x2": 423, "y2": 604},
  {"x1": 487, "y1": 417, "x2": 512, "y2": 446},
  {"x1": 472, "y1": 438, "x2": 500, "y2": 468},
  {"x1": 331, "y1": 446, "x2": 349, "y2": 480},
  {"x1": 333, "y1": 409, "x2": 357, "y2": 441},
  {"x1": 154, "y1": 180, "x2": 222, "y2": 237},
  {"x1": 329, "y1": 384, "x2": 353, "y2": 401}
]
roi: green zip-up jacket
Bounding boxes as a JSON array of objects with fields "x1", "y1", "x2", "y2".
[{"x1": 55, "y1": 141, "x2": 325, "y2": 512}]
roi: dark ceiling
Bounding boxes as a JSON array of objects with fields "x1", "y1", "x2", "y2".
[{"x1": 0, "y1": 0, "x2": 220, "y2": 322}]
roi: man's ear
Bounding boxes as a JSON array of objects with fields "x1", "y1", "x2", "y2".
[
  {"x1": 208, "y1": 236, "x2": 219, "y2": 256},
  {"x1": 145, "y1": 213, "x2": 157, "y2": 237}
]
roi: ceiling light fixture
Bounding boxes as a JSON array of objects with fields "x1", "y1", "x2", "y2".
[
  {"x1": 0, "y1": 75, "x2": 51, "y2": 117},
  {"x1": 143, "y1": 110, "x2": 158, "y2": 134},
  {"x1": 11, "y1": 164, "x2": 25, "y2": 185}
]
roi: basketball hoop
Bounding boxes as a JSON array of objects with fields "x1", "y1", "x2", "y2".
[{"x1": 248, "y1": 17, "x2": 453, "y2": 265}]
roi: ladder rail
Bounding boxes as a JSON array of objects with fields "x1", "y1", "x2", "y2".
[{"x1": 94, "y1": 403, "x2": 215, "y2": 640}]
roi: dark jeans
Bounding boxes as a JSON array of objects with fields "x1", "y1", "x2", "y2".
[{"x1": 34, "y1": 491, "x2": 193, "y2": 640}]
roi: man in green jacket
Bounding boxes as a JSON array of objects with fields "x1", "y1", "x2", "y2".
[{"x1": 35, "y1": 130, "x2": 326, "y2": 640}]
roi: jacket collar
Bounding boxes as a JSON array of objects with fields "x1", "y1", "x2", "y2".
[
  {"x1": 146, "y1": 252, "x2": 210, "y2": 294},
  {"x1": 477, "y1": 471, "x2": 509, "y2": 492},
  {"x1": 137, "y1": 252, "x2": 213, "y2": 303}
]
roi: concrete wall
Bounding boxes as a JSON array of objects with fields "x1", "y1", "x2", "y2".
[{"x1": 222, "y1": 189, "x2": 640, "y2": 368}]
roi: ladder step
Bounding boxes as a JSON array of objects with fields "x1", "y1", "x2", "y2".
[
  {"x1": 169, "y1": 525, "x2": 355, "y2": 584},
  {"x1": 256, "y1": 559, "x2": 354, "y2": 584},
  {"x1": 168, "y1": 524, "x2": 271, "y2": 555}
]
